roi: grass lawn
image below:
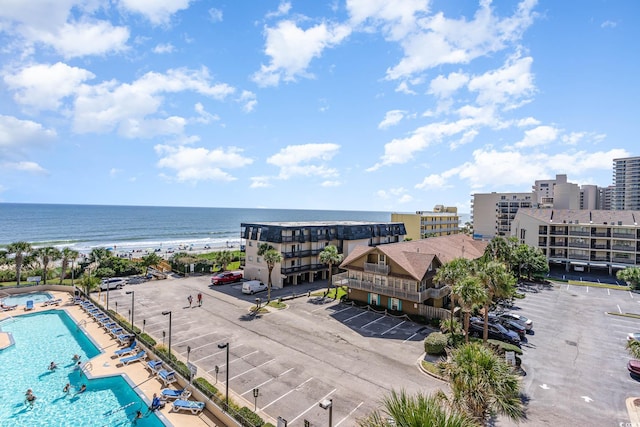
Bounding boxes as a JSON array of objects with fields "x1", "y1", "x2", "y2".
[
  {"x1": 311, "y1": 286, "x2": 348, "y2": 300},
  {"x1": 267, "y1": 300, "x2": 286, "y2": 309}
]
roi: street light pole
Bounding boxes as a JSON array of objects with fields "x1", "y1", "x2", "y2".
[
  {"x1": 162, "y1": 311, "x2": 172, "y2": 359},
  {"x1": 218, "y1": 343, "x2": 229, "y2": 410},
  {"x1": 126, "y1": 291, "x2": 135, "y2": 334},
  {"x1": 320, "y1": 399, "x2": 333, "y2": 427},
  {"x1": 106, "y1": 276, "x2": 110, "y2": 311}
]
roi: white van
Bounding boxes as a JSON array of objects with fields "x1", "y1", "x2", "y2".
[
  {"x1": 100, "y1": 278, "x2": 126, "y2": 291},
  {"x1": 242, "y1": 280, "x2": 267, "y2": 295}
]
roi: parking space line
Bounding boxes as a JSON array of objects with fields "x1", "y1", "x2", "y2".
[
  {"x1": 335, "y1": 401, "x2": 364, "y2": 427},
  {"x1": 344, "y1": 311, "x2": 367, "y2": 323},
  {"x1": 630, "y1": 291, "x2": 635, "y2": 299},
  {"x1": 229, "y1": 359, "x2": 275, "y2": 381},
  {"x1": 261, "y1": 377, "x2": 314, "y2": 410},
  {"x1": 403, "y1": 333, "x2": 417, "y2": 343},
  {"x1": 172, "y1": 331, "x2": 219, "y2": 347},
  {"x1": 381, "y1": 320, "x2": 406, "y2": 336},
  {"x1": 586, "y1": 286, "x2": 589, "y2": 293},
  {"x1": 288, "y1": 388, "x2": 337, "y2": 424},
  {"x1": 618, "y1": 304, "x2": 622, "y2": 314},
  {"x1": 194, "y1": 344, "x2": 243, "y2": 363},
  {"x1": 240, "y1": 368, "x2": 294, "y2": 396},
  {"x1": 223, "y1": 350, "x2": 259, "y2": 368},
  {"x1": 608, "y1": 289, "x2": 611, "y2": 296},
  {"x1": 361, "y1": 316, "x2": 384, "y2": 329},
  {"x1": 189, "y1": 338, "x2": 233, "y2": 353}
]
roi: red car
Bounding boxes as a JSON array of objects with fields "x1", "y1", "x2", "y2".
[
  {"x1": 211, "y1": 272, "x2": 243, "y2": 285},
  {"x1": 628, "y1": 360, "x2": 640, "y2": 376}
]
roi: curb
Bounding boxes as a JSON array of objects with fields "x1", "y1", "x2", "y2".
[{"x1": 417, "y1": 352, "x2": 448, "y2": 383}]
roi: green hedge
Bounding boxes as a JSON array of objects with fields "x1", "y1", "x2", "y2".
[
  {"x1": 235, "y1": 406, "x2": 264, "y2": 427},
  {"x1": 193, "y1": 377, "x2": 219, "y2": 399},
  {"x1": 424, "y1": 332, "x2": 448, "y2": 355}
]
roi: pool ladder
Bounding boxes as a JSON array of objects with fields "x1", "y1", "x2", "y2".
[
  {"x1": 76, "y1": 319, "x2": 87, "y2": 331},
  {"x1": 80, "y1": 361, "x2": 93, "y2": 377}
]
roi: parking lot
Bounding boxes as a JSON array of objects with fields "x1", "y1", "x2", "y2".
[
  {"x1": 104, "y1": 276, "x2": 440, "y2": 426},
  {"x1": 501, "y1": 282, "x2": 640, "y2": 426}
]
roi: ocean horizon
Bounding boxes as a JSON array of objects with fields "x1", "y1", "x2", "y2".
[{"x1": 0, "y1": 203, "x2": 471, "y2": 253}]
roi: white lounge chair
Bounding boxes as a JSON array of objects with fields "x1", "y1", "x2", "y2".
[
  {"x1": 157, "y1": 369, "x2": 177, "y2": 386},
  {"x1": 146, "y1": 360, "x2": 163, "y2": 375},
  {"x1": 171, "y1": 399, "x2": 205, "y2": 414},
  {"x1": 160, "y1": 388, "x2": 191, "y2": 400},
  {"x1": 120, "y1": 350, "x2": 147, "y2": 365}
]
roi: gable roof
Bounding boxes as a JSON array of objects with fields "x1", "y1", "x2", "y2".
[{"x1": 340, "y1": 234, "x2": 487, "y2": 281}]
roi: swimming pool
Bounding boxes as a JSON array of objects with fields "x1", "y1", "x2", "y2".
[
  {"x1": 2, "y1": 291, "x2": 52, "y2": 306},
  {"x1": 0, "y1": 311, "x2": 167, "y2": 427}
]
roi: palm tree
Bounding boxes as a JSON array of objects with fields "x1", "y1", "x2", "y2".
[
  {"x1": 7, "y1": 241, "x2": 32, "y2": 286},
  {"x1": 453, "y1": 275, "x2": 486, "y2": 343},
  {"x1": 34, "y1": 246, "x2": 62, "y2": 285},
  {"x1": 217, "y1": 250, "x2": 234, "y2": 271},
  {"x1": 59, "y1": 247, "x2": 79, "y2": 285},
  {"x1": 89, "y1": 247, "x2": 112, "y2": 267},
  {"x1": 434, "y1": 258, "x2": 474, "y2": 326},
  {"x1": 627, "y1": 340, "x2": 640, "y2": 359},
  {"x1": 263, "y1": 249, "x2": 283, "y2": 303},
  {"x1": 141, "y1": 252, "x2": 162, "y2": 274},
  {"x1": 438, "y1": 342, "x2": 524, "y2": 423},
  {"x1": 319, "y1": 245, "x2": 343, "y2": 299},
  {"x1": 476, "y1": 261, "x2": 516, "y2": 343},
  {"x1": 357, "y1": 389, "x2": 478, "y2": 427}
]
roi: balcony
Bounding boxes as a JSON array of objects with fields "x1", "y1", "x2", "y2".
[
  {"x1": 612, "y1": 257, "x2": 634, "y2": 264},
  {"x1": 282, "y1": 249, "x2": 323, "y2": 259},
  {"x1": 364, "y1": 262, "x2": 390, "y2": 275},
  {"x1": 280, "y1": 263, "x2": 325, "y2": 275},
  {"x1": 339, "y1": 276, "x2": 450, "y2": 302},
  {"x1": 612, "y1": 245, "x2": 634, "y2": 252},
  {"x1": 568, "y1": 231, "x2": 590, "y2": 236},
  {"x1": 591, "y1": 243, "x2": 610, "y2": 250},
  {"x1": 568, "y1": 254, "x2": 589, "y2": 260},
  {"x1": 612, "y1": 232, "x2": 635, "y2": 239},
  {"x1": 568, "y1": 242, "x2": 589, "y2": 248},
  {"x1": 591, "y1": 231, "x2": 610, "y2": 238}
]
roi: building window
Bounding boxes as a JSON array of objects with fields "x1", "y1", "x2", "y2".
[
  {"x1": 389, "y1": 298, "x2": 400, "y2": 311},
  {"x1": 378, "y1": 254, "x2": 386, "y2": 264},
  {"x1": 248, "y1": 242, "x2": 253, "y2": 246},
  {"x1": 248, "y1": 256, "x2": 253, "y2": 262},
  {"x1": 257, "y1": 257, "x2": 261, "y2": 263}
]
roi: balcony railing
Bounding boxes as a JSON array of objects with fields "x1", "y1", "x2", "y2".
[
  {"x1": 612, "y1": 245, "x2": 634, "y2": 252},
  {"x1": 334, "y1": 274, "x2": 450, "y2": 302},
  {"x1": 364, "y1": 263, "x2": 390, "y2": 275},
  {"x1": 591, "y1": 231, "x2": 610, "y2": 237},
  {"x1": 612, "y1": 257, "x2": 634, "y2": 264},
  {"x1": 282, "y1": 249, "x2": 323, "y2": 259},
  {"x1": 612, "y1": 232, "x2": 635, "y2": 239},
  {"x1": 568, "y1": 231, "x2": 590, "y2": 236},
  {"x1": 280, "y1": 263, "x2": 325, "y2": 275},
  {"x1": 568, "y1": 242, "x2": 589, "y2": 248}
]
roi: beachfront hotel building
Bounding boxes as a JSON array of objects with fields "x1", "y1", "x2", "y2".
[
  {"x1": 510, "y1": 208, "x2": 640, "y2": 274},
  {"x1": 613, "y1": 156, "x2": 640, "y2": 211},
  {"x1": 333, "y1": 234, "x2": 487, "y2": 319},
  {"x1": 391, "y1": 206, "x2": 460, "y2": 241},
  {"x1": 471, "y1": 192, "x2": 534, "y2": 240},
  {"x1": 240, "y1": 221, "x2": 406, "y2": 289}
]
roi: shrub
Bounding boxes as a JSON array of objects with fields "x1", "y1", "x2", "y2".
[
  {"x1": 424, "y1": 332, "x2": 448, "y2": 355},
  {"x1": 234, "y1": 406, "x2": 264, "y2": 427},
  {"x1": 428, "y1": 317, "x2": 440, "y2": 328},
  {"x1": 486, "y1": 339, "x2": 523, "y2": 355},
  {"x1": 138, "y1": 333, "x2": 156, "y2": 347},
  {"x1": 193, "y1": 377, "x2": 218, "y2": 398}
]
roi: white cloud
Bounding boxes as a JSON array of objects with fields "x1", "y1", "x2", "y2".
[
  {"x1": 252, "y1": 20, "x2": 351, "y2": 86},
  {"x1": 155, "y1": 144, "x2": 253, "y2": 183},
  {"x1": 109, "y1": 168, "x2": 122, "y2": 177},
  {"x1": 267, "y1": 143, "x2": 340, "y2": 179},
  {"x1": 153, "y1": 43, "x2": 175, "y2": 54},
  {"x1": 415, "y1": 173, "x2": 451, "y2": 190},
  {"x1": 450, "y1": 129, "x2": 479, "y2": 149},
  {"x1": 321, "y1": 180, "x2": 341, "y2": 187},
  {"x1": 4, "y1": 62, "x2": 95, "y2": 111},
  {"x1": 347, "y1": 0, "x2": 428, "y2": 40},
  {"x1": 238, "y1": 91, "x2": 257, "y2": 113},
  {"x1": 208, "y1": 8, "x2": 223, "y2": 22},
  {"x1": 378, "y1": 110, "x2": 407, "y2": 129},
  {"x1": 266, "y1": 2, "x2": 292, "y2": 19},
  {"x1": 395, "y1": 81, "x2": 416, "y2": 95},
  {"x1": 2, "y1": 161, "x2": 48, "y2": 174},
  {"x1": 468, "y1": 55, "x2": 535, "y2": 107},
  {"x1": 428, "y1": 71, "x2": 469, "y2": 98},
  {"x1": 193, "y1": 103, "x2": 219, "y2": 124},
  {"x1": 514, "y1": 125, "x2": 558, "y2": 148},
  {"x1": 73, "y1": 67, "x2": 235, "y2": 137},
  {"x1": 39, "y1": 20, "x2": 130, "y2": 58},
  {"x1": 601, "y1": 20, "x2": 617, "y2": 29},
  {"x1": 250, "y1": 176, "x2": 272, "y2": 188},
  {"x1": 516, "y1": 117, "x2": 541, "y2": 127},
  {"x1": 384, "y1": 0, "x2": 537, "y2": 80},
  {"x1": 376, "y1": 187, "x2": 413, "y2": 203},
  {"x1": 0, "y1": 115, "x2": 56, "y2": 154},
  {"x1": 118, "y1": 0, "x2": 193, "y2": 25}
]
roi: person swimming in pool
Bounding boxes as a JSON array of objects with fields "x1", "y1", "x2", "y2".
[
  {"x1": 63, "y1": 383, "x2": 71, "y2": 394},
  {"x1": 24, "y1": 389, "x2": 36, "y2": 406},
  {"x1": 75, "y1": 384, "x2": 86, "y2": 395},
  {"x1": 48, "y1": 361, "x2": 57, "y2": 370}
]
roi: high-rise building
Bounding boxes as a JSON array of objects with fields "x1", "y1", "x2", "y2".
[
  {"x1": 471, "y1": 192, "x2": 534, "y2": 240},
  {"x1": 532, "y1": 174, "x2": 580, "y2": 209},
  {"x1": 391, "y1": 206, "x2": 459, "y2": 241},
  {"x1": 613, "y1": 156, "x2": 640, "y2": 210}
]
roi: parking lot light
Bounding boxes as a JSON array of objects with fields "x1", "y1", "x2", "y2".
[
  {"x1": 319, "y1": 398, "x2": 333, "y2": 427},
  {"x1": 218, "y1": 343, "x2": 229, "y2": 410}
]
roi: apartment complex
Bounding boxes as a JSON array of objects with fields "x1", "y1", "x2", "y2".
[
  {"x1": 532, "y1": 174, "x2": 580, "y2": 209},
  {"x1": 391, "y1": 206, "x2": 459, "y2": 241},
  {"x1": 334, "y1": 234, "x2": 487, "y2": 319},
  {"x1": 613, "y1": 156, "x2": 640, "y2": 211},
  {"x1": 240, "y1": 221, "x2": 406, "y2": 288},
  {"x1": 471, "y1": 192, "x2": 534, "y2": 240},
  {"x1": 511, "y1": 208, "x2": 640, "y2": 274}
]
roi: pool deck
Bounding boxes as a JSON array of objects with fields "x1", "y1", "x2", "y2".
[{"x1": 0, "y1": 292, "x2": 221, "y2": 427}]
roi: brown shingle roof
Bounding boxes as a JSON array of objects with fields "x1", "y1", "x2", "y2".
[{"x1": 340, "y1": 234, "x2": 487, "y2": 281}]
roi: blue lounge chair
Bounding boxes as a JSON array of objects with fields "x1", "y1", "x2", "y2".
[
  {"x1": 160, "y1": 388, "x2": 190, "y2": 400},
  {"x1": 171, "y1": 399, "x2": 204, "y2": 414},
  {"x1": 120, "y1": 350, "x2": 146, "y2": 365},
  {"x1": 117, "y1": 334, "x2": 134, "y2": 345},
  {"x1": 24, "y1": 300, "x2": 34, "y2": 311},
  {"x1": 102, "y1": 322, "x2": 117, "y2": 331},
  {"x1": 114, "y1": 341, "x2": 137, "y2": 357},
  {"x1": 146, "y1": 360, "x2": 163, "y2": 375},
  {"x1": 157, "y1": 369, "x2": 177, "y2": 386}
]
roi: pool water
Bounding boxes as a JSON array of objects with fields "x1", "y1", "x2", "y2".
[
  {"x1": 2, "y1": 292, "x2": 52, "y2": 306},
  {"x1": 0, "y1": 311, "x2": 166, "y2": 427}
]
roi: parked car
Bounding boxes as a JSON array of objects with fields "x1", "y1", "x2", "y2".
[
  {"x1": 499, "y1": 313, "x2": 533, "y2": 331},
  {"x1": 469, "y1": 318, "x2": 521, "y2": 347},
  {"x1": 498, "y1": 318, "x2": 527, "y2": 339},
  {"x1": 100, "y1": 278, "x2": 126, "y2": 291},
  {"x1": 242, "y1": 280, "x2": 267, "y2": 295},
  {"x1": 628, "y1": 359, "x2": 640, "y2": 376},
  {"x1": 211, "y1": 272, "x2": 243, "y2": 285},
  {"x1": 627, "y1": 332, "x2": 640, "y2": 342}
]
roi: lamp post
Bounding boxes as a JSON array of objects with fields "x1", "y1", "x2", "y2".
[
  {"x1": 319, "y1": 399, "x2": 333, "y2": 427},
  {"x1": 162, "y1": 311, "x2": 172, "y2": 359},
  {"x1": 126, "y1": 291, "x2": 135, "y2": 334},
  {"x1": 218, "y1": 343, "x2": 229, "y2": 410},
  {"x1": 253, "y1": 388, "x2": 259, "y2": 411},
  {"x1": 71, "y1": 259, "x2": 75, "y2": 286},
  {"x1": 115, "y1": 301, "x2": 118, "y2": 313},
  {"x1": 106, "y1": 276, "x2": 110, "y2": 311},
  {"x1": 187, "y1": 345, "x2": 192, "y2": 384},
  {"x1": 142, "y1": 319, "x2": 146, "y2": 334}
]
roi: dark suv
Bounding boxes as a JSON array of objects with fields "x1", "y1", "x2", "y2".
[{"x1": 469, "y1": 318, "x2": 521, "y2": 347}]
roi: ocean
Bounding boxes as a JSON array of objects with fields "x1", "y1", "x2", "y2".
[{"x1": 0, "y1": 203, "x2": 395, "y2": 253}]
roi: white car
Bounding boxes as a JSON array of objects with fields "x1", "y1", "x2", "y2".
[
  {"x1": 242, "y1": 280, "x2": 267, "y2": 295},
  {"x1": 627, "y1": 332, "x2": 640, "y2": 342},
  {"x1": 100, "y1": 278, "x2": 126, "y2": 291},
  {"x1": 499, "y1": 313, "x2": 533, "y2": 331}
]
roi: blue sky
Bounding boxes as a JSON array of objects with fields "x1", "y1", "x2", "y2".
[{"x1": 0, "y1": 1, "x2": 638, "y2": 213}]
